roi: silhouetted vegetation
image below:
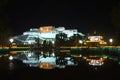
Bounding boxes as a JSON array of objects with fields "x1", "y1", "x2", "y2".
[
  {"x1": 0, "y1": 0, "x2": 12, "y2": 47},
  {"x1": 112, "y1": 2, "x2": 120, "y2": 45}
]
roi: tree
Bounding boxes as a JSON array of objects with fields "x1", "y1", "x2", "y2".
[
  {"x1": 69, "y1": 34, "x2": 82, "y2": 46},
  {"x1": 112, "y1": 2, "x2": 120, "y2": 45},
  {"x1": 0, "y1": 0, "x2": 12, "y2": 47},
  {"x1": 0, "y1": 0, "x2": 8, "y2": 6},
  {"x1": 112, "y1": 2, "x2": 120, "y2": 31},
  {"x1": 55, "y1": 32, "x2": 67, "y2": 47}
]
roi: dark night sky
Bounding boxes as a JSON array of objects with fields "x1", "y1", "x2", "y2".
[{"x1": 5, "y1": 0, "x2": 119, "y2": 35}]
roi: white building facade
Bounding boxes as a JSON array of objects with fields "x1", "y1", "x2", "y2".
[{"x1": 11, "y1": 26, "x2": 85, "y2": 45}]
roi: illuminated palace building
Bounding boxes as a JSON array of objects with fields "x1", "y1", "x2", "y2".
[{"x1": 11, "y1": 26, "x2": 85, "y2": 45}]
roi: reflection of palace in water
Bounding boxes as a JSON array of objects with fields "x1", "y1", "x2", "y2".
[
  {"x1": 10, "y1": 49, "x2": 113, "y2": 69},
  {"x1": 18, "y1": 50, "x2": 77, "y2": 69},
  {"x1": 11, "y1": 26, "x2": 85, "y2": 45}
]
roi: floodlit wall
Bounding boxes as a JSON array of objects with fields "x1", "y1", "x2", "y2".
[{"x1": 12, "y1": 26, "x2": 85, "y2": 45}]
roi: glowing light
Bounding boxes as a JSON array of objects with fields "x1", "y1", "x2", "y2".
[
  {"x1": 41, "y1": 51, "x2": 43, "y2": 54},
  {"x1": 52, "y1": 40, "x2": 55, "y2": 44},
  {"x1": 39, "y1": 62, "x2": 53, "y2": 69},
  {"x1": 51, "y1": 52, "x2": 55, "y2": 57},
  {"x1": 9, "y1": 38, "x2": 14, "y2": 43},
  {"x1": 79, "y1": 40, "x2": 83, "y2": 44},
  {"x1": 109, "y1": 38, "x2": 113, "y2": 43},
  {"x1": 88, "y1": 36, "x2": 102, "y2": 41},
  {"x1": 28, "y1": 41, "x2": 31, "y2": 44},
  {"x1": 9, "y1": 56, "x2": 13, "y2": 60},
  {"x1": 39, "y1": 26, "x2": 53, "y2": 32},
  {"x1": 28, "y1": 53, "x2": 32, "y2": 57},
  {"x1": 88, "y1": 60, "x2": 104, "y2": 66},
  {"x1": 79, "y1": 54, "x2": 82, "y2": 57}
]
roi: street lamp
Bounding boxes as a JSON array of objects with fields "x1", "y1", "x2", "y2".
[
  {"x1": 9, "y1": 38, "x2": 14, "y2": 49},
  {"x1": 109, "y1": 38, "x2": 113, "y2": 46},
  {"x1": 52, "y1": 40, "x2": 55, "y2": 48},
  {"x1": 9, "y1": 38, "x2": 14, "y2": 43},
  {"x1": 79, "y1": 40, "x2": 83, "y2": 47}
]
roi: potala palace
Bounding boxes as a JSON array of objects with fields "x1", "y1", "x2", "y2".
[{"x1": 11, "y1": 26, "x2": 85, "y2": 45}]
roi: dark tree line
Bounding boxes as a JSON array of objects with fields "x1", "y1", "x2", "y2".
[
  {"x1": 112, "y1": 2, "x2": 120, "y2": 45},
  {"x1": 0, "y1": 0, "x2": 12, "y2": 47},
  {"x1": 55, "y1": 32, "x2": 83, "y2": 47}
]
